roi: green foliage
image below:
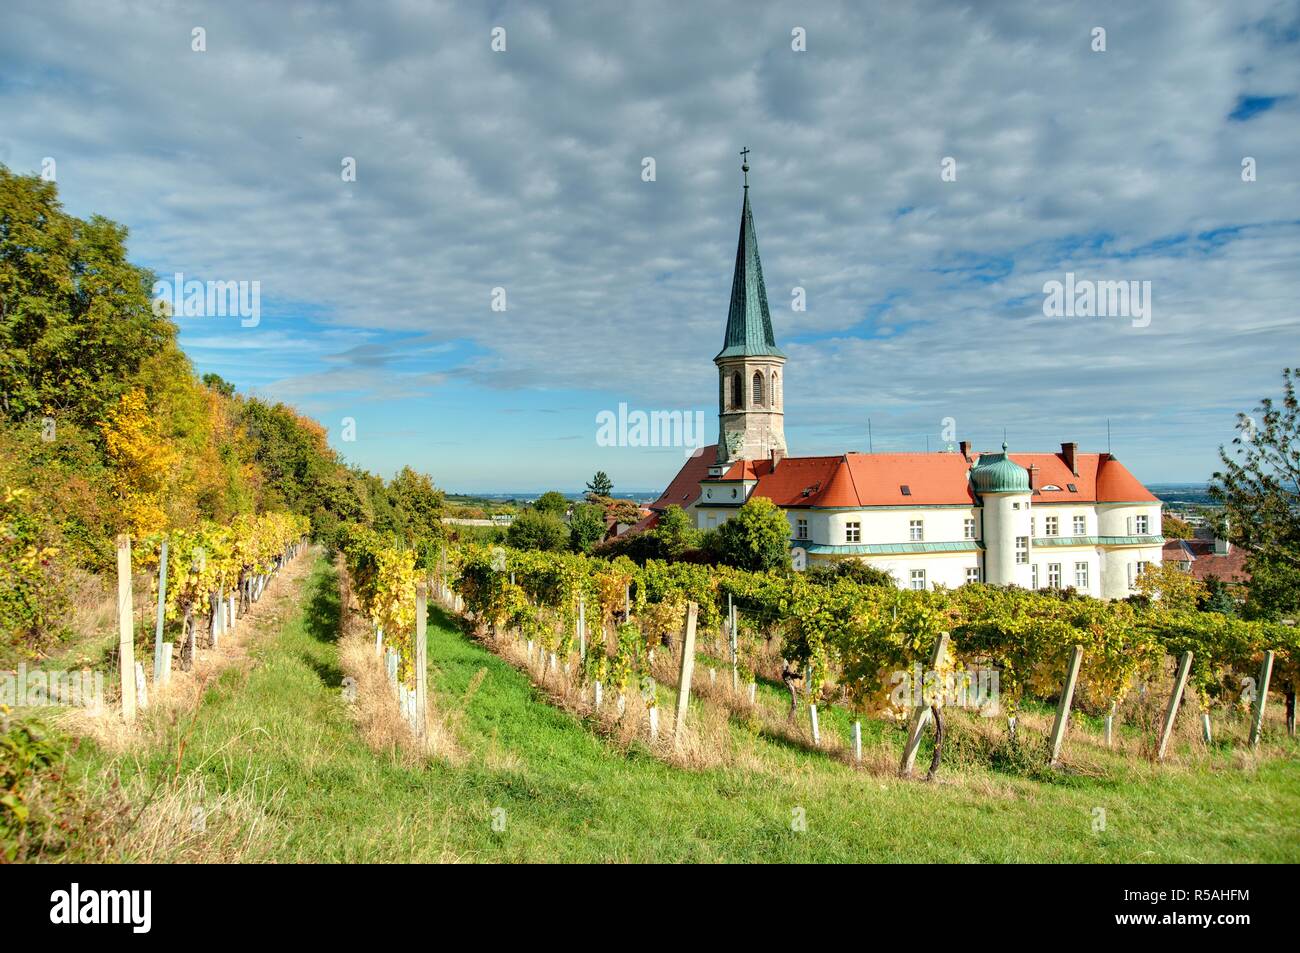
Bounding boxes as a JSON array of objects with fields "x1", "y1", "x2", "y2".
[
  {"x1": 807, "y1": 558, "x2": 895, "y2": 588},
  {"x1": 716, "y1": 496, "x2": 790, "y2": 571},
  {"x1": 1211, "y1": 367, "x2": 1300, "y2": 622},
  {"x1": 506, "y1": 509, "x2": 569, "y2": 552},
  {"x1": 569, "y1": 502, "x2": 606, "y2": 554},
  {"x1": 533, "y1": 491, "x2": 568, "y2": 517},
  {"x1": 652, "y1": 504, "x2": 698, "y2": 558},
  {"x1": 0, "y1": 167, "x2": 173, "y2": 427},
  {"x1": 585, "y1": 471, "x2": 613, "y2": 497},
  {"x1": 1162, "y1": 514, "x2": 1194, "y2": 539}
]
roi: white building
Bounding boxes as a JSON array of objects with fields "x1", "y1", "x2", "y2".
[{"x1": 646, "y1": 163, "x2": 1163, "y2": 600}]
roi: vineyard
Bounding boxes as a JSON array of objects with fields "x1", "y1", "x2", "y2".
[{"x1": 338, "y1": 526, "x2": 1300, "y2": 778}]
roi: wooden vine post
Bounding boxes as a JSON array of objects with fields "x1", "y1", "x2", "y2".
[
  {"x1": 1157, "y1": 651, "x2": 1194, "y2": 761},
  {"x1": 1048, "y1": 644, "x2": 1084, "y2": 766},
  {"x1": 415, "y1": 582, "x2": 429, "y2": 735},
  {"x1": 728, "y1": 596, "x2": 739, "y2": 692},
  {"x1": 900, "y1": 632, "x2": 949, "y2": 777},
  {"x1": 1248, "y1": 650, "x2": 1274, "y2": 749},
  {"x1": 153, "y1": 538, "x2": 168, "y2": 681},
  {"x1": 116, "y1": 534, "x2": 137, "y2": 724},
  {"x1": 673, "y1": 601, "x2": 699, "y2": 748}
]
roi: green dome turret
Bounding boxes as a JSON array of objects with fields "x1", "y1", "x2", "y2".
[{"x1": 970, "y1": 443, "x2": 1030, "y2": 495}]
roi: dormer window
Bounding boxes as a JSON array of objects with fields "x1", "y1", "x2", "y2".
[
  {"x1": 900, "y1": 485, "x2": 912, "y2": 496},
  {"x1": 1041, "y1": 484, "x2": 1062, "y2": 492},
  {"x1": 1066, "y1": 483, "x2": 1078, "y2": 493}
]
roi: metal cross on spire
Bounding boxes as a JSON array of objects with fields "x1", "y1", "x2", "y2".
[{"x1": 740, "y1": 146, "x2": 750, "y2": 188}]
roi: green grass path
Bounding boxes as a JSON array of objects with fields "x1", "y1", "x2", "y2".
[{"x1": 77, "y1": 553, "x2": 1300, "y2": 862}]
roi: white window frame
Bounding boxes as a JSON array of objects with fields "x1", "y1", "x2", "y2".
[
  {"x1": 1045, "y1": 516, "x2": 1059, "y2": 537},
  {"x1": 965, "y1": 566, "x2": 980, "y2": 584},
  {"x1": 1015, "y1": 536, "x2": 1028, "y2": 564},
  {"x1": 796, "y1": 517, "x2": 809, "y2": 541},
  {"x1": 1136, "y1": 514, "x2": 1149, "y2": 535},
  {"x1": 1073, "y1": 515, "x2": 1086, "y2": 536},
  {"x1": 909, "y1": 569, "x2": 926, "y2": 591},
  {"x1": 963, "y1": 518, "x2": 976, "y2": 540},
  {"x1": 909, "y1": 519, "x2": 924, "y2": 542},
  {"x1": 1048, "y1": 563, "x2": 1061, "y2": 588},
  {"x1": 1031, "y1": 564, "x2": 1039, "y2": 588},
  {"x1": 1074, "y1": 561, "x2": 1089, "y2": 589},
  {"x1": 845, "y1": 521, "x2": 861, "y2": 544}
]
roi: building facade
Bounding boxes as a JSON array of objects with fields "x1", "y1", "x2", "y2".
[{"x1": 647, "y1": 168, "x2": 1163, "y2": 600}]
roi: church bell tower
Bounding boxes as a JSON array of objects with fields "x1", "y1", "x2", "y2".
[{"x1": 714, "y1": 150, "x2": 787, "y2": 469}]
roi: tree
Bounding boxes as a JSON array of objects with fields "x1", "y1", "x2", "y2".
[
  {"x1": 201, "y1": 373, "x2": 236, "y2": 397},
  {"x1": 388, "y1": 466, "x2": 445, "y2": 544},
  {"x1": 1211, "y1": 367, "x2": 1300, "y2": 621},
  {"x1": 506, "y1": 509, "x2": 568, "y2": 551},
  {"x1": 652, "y1": 504, "x2": 698, "y2": 559},
  {"x1": 0, "y1": 166, "x2": 172, "y2": 426},
  {"x1": 586, "y1": 470, "x2": 613, "y2": 497},
  {"x1": 1199, "y1": 575, "x2": 1238, "y2": 616},
  {"x1": 569, "y1": 502, "x2": 606, "y2": 553},
  {"x1": 534, "y1": 491, "x2": 568, "y2": 517},
  {"x1": 1134, "y1": 562, "x2": 1207, "y2": 614},
  {"x1": 1162, "y1": 514, "x2": 1194, "y2": 539},
  {"x1": 716, "y1": 496, "x2": 791, "y2": 571}
]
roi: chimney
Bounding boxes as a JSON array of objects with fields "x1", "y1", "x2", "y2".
[
  {"x1": 1214, "y1": 518, "x2": 1231, "y2": 555},
  {"x1": 959, "y1": 440, "x2": 972, "y2": 462},
  {"x1": 771, "y1": 447, "x2": 786, "y2": 468},
  {"x1": 1061, "y1": 442, "x2": 1079, "y2": 476}
]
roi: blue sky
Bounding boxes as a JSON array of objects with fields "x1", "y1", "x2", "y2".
[{"x1": 2, "y1": 0, "x2": 1298, "y2": 493}]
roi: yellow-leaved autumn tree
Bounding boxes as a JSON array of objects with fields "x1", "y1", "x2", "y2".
[{"x1": 100, "y1": 387, "x2": 176, "y2": 537}]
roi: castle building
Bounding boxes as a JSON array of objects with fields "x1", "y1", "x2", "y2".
[{"x1": 647, "y1": 160, "x2": 1163, "y2": 600}]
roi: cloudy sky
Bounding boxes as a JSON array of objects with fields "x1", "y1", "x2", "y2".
[{"x1": 3, "y1": 0, "x2": 1298, "y2": 493}]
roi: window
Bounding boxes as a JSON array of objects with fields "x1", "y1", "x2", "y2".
[
  {"x1": 1067, "y1": 483, "x2": 1078, "y2": 493},
  {"x1": 796, "y1": 518, "x2": 808, "y2": 541},
  {"x1": 910, "y1": 569, "x2": 926, "y2": 591},
  {"x1": 1031, "y1": 564, "x2": 1039, "y2": 588},
  {"x1": 963, "y1": 518, "x2": 976, "y2": 539},
  {"x1": 1045, "y1": 516, "x2": 1059, "y2": 537},
  {"x1": 752, "y1": 371, "x2": 764, "y2": 406},
  {"x1": 909, "y1": 519, "x2": 924, "y2": 542},
  {"x1": 771, "y1": 372, "x2": 780, "y2": 408},
  {"x1": 1126, "y1": 515, "x2": 1134, "y2": 535},
  {"x1": 1048, "y1": 563, "x2": 1061, "y2": 588},
  {"x1": 1136, "y1": 560, "x2": 1150, "y2": 581},
  {"x1": 1074, "y1": 561, "x2": 1089, "y2": 588},
  {"x1": 845, "y1": 521, "x2": 861, "y2": 544},
  {"x1": 1015, "y1": 536, "x2": 1028, "y2": 564},
  {"x1": 707, "y1": 514, "x2": 717, "y2": 528},
  {"x1": 730, "y1": 372, "x2": 742, "y2": 409},
  {"x1": 1073, "y1": 515, "x2": 1086, "y2": 536},
  {"x1": 1136, "y1": 514, "x2": 1149, "y2": 535},
  {"x1": 965, "y1": 567, "x2": 980, "y2": 584},
  {"x1": 1030, "y1": 516, "x2": 1036, "y2": 535},
  {"x1": 900, "y1": 485, "x2": 912, "y2": 496}
]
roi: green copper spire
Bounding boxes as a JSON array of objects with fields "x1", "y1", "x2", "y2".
[{"x1": 715, "y1": 153, "x2": 784, "y2": 361}]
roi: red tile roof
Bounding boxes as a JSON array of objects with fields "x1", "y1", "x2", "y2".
[
  {"x1": 656, "y1": 448, "x2": 1158, "y2": 510},
  {"x1": 1162, "y1": 539, "x2": 1251, "y2": 584},
  {"x1": 649, "y1": 445, "x2": 717, "y2": 512}
]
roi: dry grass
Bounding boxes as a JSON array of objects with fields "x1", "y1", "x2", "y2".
[
  {"x1": 336, "y1": 559, "x2": 462, "y2": 765},
  {"x1": 54, "y1": 547, "x2": 316, "y2": 753}
]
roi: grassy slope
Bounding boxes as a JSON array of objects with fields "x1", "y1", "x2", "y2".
[{"x1": 74, "y1": 554, "x2": 1300, "y2": 862}]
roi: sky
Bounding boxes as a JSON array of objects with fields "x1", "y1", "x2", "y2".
[{"x1": 2, "y1": 0, "x2": 1298, "y2": 493}]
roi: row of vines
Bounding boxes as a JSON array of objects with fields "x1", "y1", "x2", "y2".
[{"x1": 338, "y1": 524, "x2": 1300, "y2": 762}]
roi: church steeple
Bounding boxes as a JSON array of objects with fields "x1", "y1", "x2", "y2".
[
  {"x1": 713, "y1": 151, "x2": 787, "y2": 468},
  {"x1": 715, "y1": 164, "x2": 784, "y2": 361}
]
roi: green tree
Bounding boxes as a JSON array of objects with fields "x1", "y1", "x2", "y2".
[
  {"x1": 586, "y1": 470, "x2": 613, "y2": 497},
  {"x1": 569, "y1": 502, "x2": 606, "y2": 553},
  {"x1": 808, "y1": 558, "x2": 895, "y2": 588},
  {"x1": 388, "y1": 466, "x2": 445, "y2": 544},
  {"x1": 0, "y1": 166, "x2": 172, "y2": 426},
  {"x1": 506, "y1": 509, "x2": 569, "y2": 552},
  {"x1": 716, "y1": 496, "x2": 791, "y2": 571},
  {"x1": 201, "y1": 373, "x2": 236, "y2": 397},
  {"x1": 534, "y1": 490, "x2": 568, "y2": 517},
  {"x1": 652, "y1": 504, "x2": 697, "y2": 558},
  {"x1": 1210, "y1": 367, "x2": 1300, "y2": 621}
]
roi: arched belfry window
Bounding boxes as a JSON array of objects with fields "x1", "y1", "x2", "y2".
[
  {"x1": 730, "y1": 371, "x2": 743, "y2": 409},
  {"x1": 771, "y1": 372, "x2": 780, "y2": 408},
  {"x1": 752, "y1": 371, "x2": 764, "y2": 406}
]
